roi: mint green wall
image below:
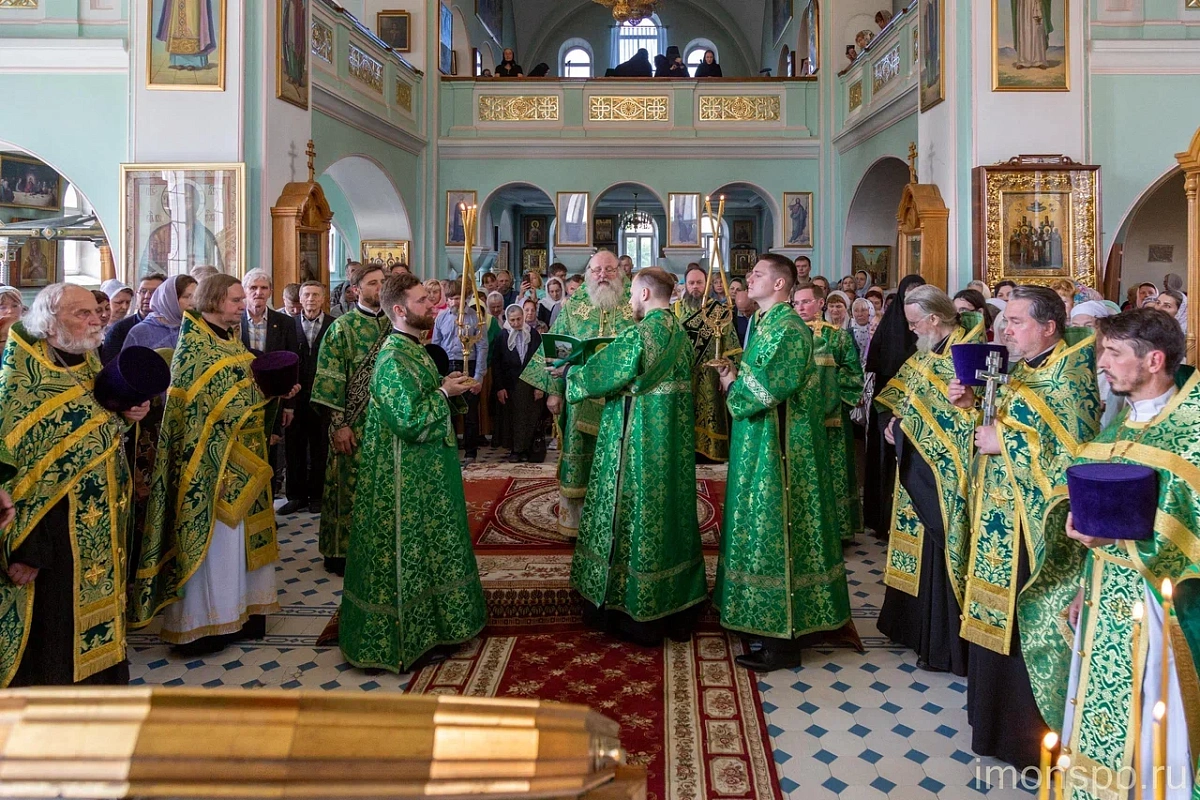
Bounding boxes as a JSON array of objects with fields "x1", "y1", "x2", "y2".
[
  {"x1": 1091, "y1": 74, "x2": 1199, "y2": 254},
  {"x1": 243, "y1": 0, "x2": 265, "y2": 270},
  {"x1": 0, "y1": 74, "x2": 128, "y2": 256},
  {"x1": 1090, "y1": 0, "x2": 1200, "y2": 38},
  {"x1": 761, "y1": 0, "x2": 795, "y2": 75},
  {"x1": 319, "y1": 175, "x2": 361, "y2": 271},
  {"x1": 0, "y1": 0, "x2": 129, "y2": 38}
]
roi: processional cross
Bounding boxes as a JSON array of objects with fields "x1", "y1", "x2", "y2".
[
  {"x1": 976, "y1": 350, "x2": 1010, "y2": 426},
  {"x1": 907, "y1": 142, "x2": 918, "y2": 184},
  {"x1": 306, "y1": 139, "x2": 317, "y2": 182}
]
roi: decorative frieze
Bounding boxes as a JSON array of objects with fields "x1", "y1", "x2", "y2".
[
  {"x1": 311, "y1": 19, "x2": 333, "y2": 64},
  {"x1": 697, "y1": 95, "x2": 781, "y2": 122},
  {"x1": 848, "y1": 81, "x2": 863, "y2": 113},
  {"x1": 0, "y1": 0, "x2": 38, "y2": 7},
  {"x1": 477, "y1": 95, "x2": 560, "y2": 122},
  {"x1": 873, "y1": 45, "x2": 901, "y2": 93},
  {"x1": 395, "y1": 79, "x2": 412, "y2": 111},
  {"x1": 348, "y1": 43, "x2": 383, "y2": 94},
  {"x1": 588, "y1": 95, "x2": 669, "y2": 122}
]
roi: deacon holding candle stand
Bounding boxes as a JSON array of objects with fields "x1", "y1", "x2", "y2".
[
  {"x1": 947, "y1": 285, "x2": 1101, "y2": 768},
  {"x1": 1057, "y1": 307, "x2": 1198, "y2": 800}
]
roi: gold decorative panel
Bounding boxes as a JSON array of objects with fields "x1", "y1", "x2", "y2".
[
  {"x1": 348, "y1": 44, "x2": 383, "y2": 94},
  {"x1": 848, "y1": 81, "x2": 863, "y2": 113},
  {"x1": 1188, "y1": 0, "x2": 1200, "y2": 7},
  {"x1": 0, "y1": 0, "x2": 38, "y2": 7},
  {"x1": 872, "y1": 45, "x2": 901, "y2": 93},
  {"x1": 311, "y1": 19, "x2": 333, "y2": 64},
  {"x1": 912, "y1": 28, "x2": 919, "y2": 69},
  {"x1": 478, "y1": 95, "x2": 560, "y2": 122},
  {"x1": 395, "y1": 80, "x2": 412, "y2": 111},
  {"x1": 697, "y1": 96, "x2": 781, "y2": 122},
  {"x1": 588, "y1": 96, "x2": 669, "y2": 122}
]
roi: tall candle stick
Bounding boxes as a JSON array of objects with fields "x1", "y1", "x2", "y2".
[
  {"x1": 1132, "y1": 600, "x2": 1145, "y2": 786},
  {"x1": 1039, "y1": 732, "x2": 1058, "y2": 800},
  {"x1": 1152, "y1": 701, "x2": 1166, "y2": 800},
  {"x1": 1161, "y1": 578, "x2": 1173, "y2": 779},
  {"x1": 1055, "y1": 754, "x2": 1070, "y2": 800}
]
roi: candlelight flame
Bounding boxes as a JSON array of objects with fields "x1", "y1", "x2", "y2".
[
  {"x1": 1043, "y1": 731, "x2": 1058, "y2": 749},
  {"x1": 1154, "y1": 701, "x2": 1166, "y2": 721},
  {"x1": 1163, "y1": 579, "x2": 1174, "y2": 600},
  {"x1": 1057, "y1": 754, "x2": 1070, "y2": 769},
  {"x1": 1133, "y1": 601, "x2": 1145, "y2": 621}
]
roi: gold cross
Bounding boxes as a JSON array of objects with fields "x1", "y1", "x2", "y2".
[
  {"x1": 907, "y1": 142, "x2": 918, "y2": 183},
  {"x1": 80, "y1": 502, "x2": 103, "y2": 528},
  {"x1": 988, "y1": 488, "x2": 1007, "y2": 506},
  {"x1": 306, "y1": 139, "x2": 317, "y2": 182},
  {"x1": 84, "y1": 563, "x2": 105, "y2": 586},
  {"x1": 983, "y1": 546, "x2": 1005, "y2": 569}
]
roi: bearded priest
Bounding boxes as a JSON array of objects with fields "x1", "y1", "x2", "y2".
[
  {"x1": 674, "y1": 264, "x2": 741, "y2": 462},
  {"x1": 567, "y1": 267, "x2": 706, "y2": 646},
  {"x1": 520, "y1": 250, "x2": 634, "y2": 538},
  {"x1": 0, "y1": 284, "x2": 148, "y2": 687},
  {"x1": 339, "y1": 273, "x2": 486, "y2": 673},
  {"x1": 714, "y1": 254, "x2": 851, "y2": 672},
  {"x1": 949, "y1": 285, "x2": 1101, "y2": 768},
  {"x1": 875, "y1": 286, "x2": 985, "y2": 677}
]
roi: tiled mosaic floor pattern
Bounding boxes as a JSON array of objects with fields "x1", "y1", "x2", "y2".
[{"x1": 129, "y1": 454, "x2": 1035, "y2": 798}]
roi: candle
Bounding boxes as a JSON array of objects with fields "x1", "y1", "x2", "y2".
[
  {"x1": 1132, "y1": 601, "x2": 1145, "y2": 784},
  {"x1": 1161, "y1": 578, "x2": 1173, "y2": 778},
  {"x1": 1152, "y1": 701, "x2": 1166, "y2": 800},
  {"x1": 1055, "y1": 754, "x2": 1070, "y2": 800},
  {"x1": 1039, "y1": 732, "x2": 1058, "y2": 800}
]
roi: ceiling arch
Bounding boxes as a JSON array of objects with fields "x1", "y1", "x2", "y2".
[{"x1": 321, "y1": 155, "x2": 411, "y2": 241}]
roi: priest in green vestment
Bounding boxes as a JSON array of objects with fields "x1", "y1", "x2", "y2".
[
  {"x1": 311, "y1": 263, "x2": 390, "y2": 575},
  {"x1": 1058, "y1": 309, "x2": 1197, "y2": 800},
  {"x1": 714, "y1": 254, "x2": 851, "y2": 672},
  {"x1": 793, "y1": 282, "x2": 865, "y2": 543},
  {"x1": 567, "y1": 267, "x2": 707, "y2": 646},
  {"x1": 339, "y1": 273, "x2": 486, "y2": 673},
  {"x1": 0, "y1": 284, "x2": 146, "y2": 687},
  {"x1": 875, "y1": 287, "x2": 985, "y2": 676},
  {"x1": 131, "y1": 275, "x2": 292, "y2": 655},
  {"x1": 673, "y1": 264, "x2": 741, "y2": 462},
  {"x1": 949, "y1": 285, "x2": 1101, "y2": 768},
  {"x1": 520, "y1": 250, "x2": 634, "y2": 538}
]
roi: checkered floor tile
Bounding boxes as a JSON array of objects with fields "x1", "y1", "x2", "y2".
[{"x1": 129, "y1": 457, "x2": 1036, "y2": 798}]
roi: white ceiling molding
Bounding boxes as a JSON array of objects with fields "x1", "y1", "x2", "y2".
[
  {"x1": 0, "y1": 38, "x2": 127, "y2": 73},
  {"x1": 438, "y1": 137, "x2": 819, "y2": 160},
  {"x1": 1089, "y1": 39, "x2": 1200, "y2": 74}
]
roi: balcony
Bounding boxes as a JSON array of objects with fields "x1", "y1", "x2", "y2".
[{"x1": 834, "y1": 0, "x2": 918, "y2": 152}]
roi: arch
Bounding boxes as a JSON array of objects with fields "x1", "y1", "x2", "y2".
[
  {"x1": 594, "y1": 180, "x2": 667, "y2": 213},
  {"x1": 559, "y1": 37, "x2": 593, "y2": 78},
  {"x1": 844, "y1": 156, "x2": 911, "y2": 284},
  {"x1": 450, "y1": 6, "x2": 471, "y2": 75},
  {"x1": 684, "y1": 37, "x2": 718, "y2": 70},
  {"x1": 709, "y1": 181, "x2": 780, "y2": 252},
  {"x1": 479, "y1": 181, "x2": 556, "y2": 268},
  {"x1": 777, "y1": 45, "x2": 790, "y2": 78},
  {"x1": 613, "y1": 13, "x2": 665, "y2": 68},
  {"x1": 1107, "y1": 166, "x2": 1187, "y2": 301},
  {"x1": 479, "y1": 41, "x2": 497, "y2": 74},
  {"x1": 321, "y1": 154, "x2": 412, "y2": 242},
  {"x1": 0, "y1": 139, "x2": 110, "y2": 250}
]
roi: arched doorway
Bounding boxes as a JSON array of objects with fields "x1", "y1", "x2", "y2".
[
  {"x1": 479, "y1": 182, "x2": 554, "y2": 277},
  {"x1": 594, "y1": 182, "x2": 666, "y2": 270},
  {"x1": 320, "y1": 155, "x2": 412, "y2": 279},
  {"x1": 708, "y1": 182, "x2": 777, "y2": 275},
  {"x1": 844, "y1": 157, "x2": 910, "y2": 286},
  {"x1": 1106, "y1": 168, "x2": 1187, "y2": 306}
]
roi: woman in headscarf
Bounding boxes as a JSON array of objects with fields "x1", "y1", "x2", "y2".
[
  {"x1": 953, "y1": 288, "x2": 996, "y2": 336},
  {"x1": 0, "y1": 285, "x2": 23, "y2": 346},
  {"x1": 494, "y1": 303, "x2": 546, "y2": 462},
  {"x1": 826, "y1": 290, "x2": 852, "y2": 329},
  {"x1": 123, "y1": 274, "x2": 197, "y2": 351},
  {"x1": 538, "y1": 277, "x2": 565, "y2": 329},
  {"x1": 862, "y1": 274, "x2": 926, "y2": 537},
  {"x1": 496, "y1": 48, "x2": 524, "y2": 78},
  {"x1": 854, "y1": 269, "x2": 874, "y2": 298},
  {"x1": 693, "y1": 49, "x2": 723, "y2": 77},
  {"x1": 609, "y1": 48, "x2": 652, "y2": 77},
  {"x1": 482, "y1": 290, "x2": 507, "y2": 445},
  {"x1": 866, "y1": 287, "x2": 885, "y2": 316},
  {"x1": 849, "y1": 297, "x2": 876, "y2": 368},
  {"x1": 101, "y1": 279, "x2": 133, "y2": 325}
]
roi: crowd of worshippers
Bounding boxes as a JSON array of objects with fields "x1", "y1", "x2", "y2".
[
  {"x1": 475, "y1": 46, "x2": 726, "y2": 79},
  {"x1": 3, "y1": 253, "x2": 1200, "y2": 798}
]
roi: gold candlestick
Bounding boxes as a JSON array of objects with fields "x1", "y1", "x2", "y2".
[
  {"x1": 456, "y1": 202, "x2": 483, "y2": 386},
  {"x1": 1153, "y1": 700, "x2": 1167, "y2": 800},
  {"x1": 1038, "y1": 732, "x2": 1058, "y2": 800},
  {"x1": 1132, "y1": 600, "x2": 1145, "y2": 786},
  {"x1": 700, "y1": 194, "x2": 734, "y2": 370},
  {"x1": 1160, "y1": 578, "x2": 1173, "y2": 779}
]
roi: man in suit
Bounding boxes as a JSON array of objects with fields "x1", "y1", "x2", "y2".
[
  {"x1": 240, "y1": 268, "x2": 301, "y2": 493},
  {"x1": 281, "y1": 281, "x2": 334, "y2": 514},
  {"x1": 99, "y1": 272, "x2": 165, "y2": 363}
]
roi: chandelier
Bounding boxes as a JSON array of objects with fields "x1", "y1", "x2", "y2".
[
  {"x1": 593, "y1": 0, "x2": 659, "y2": 25},
  {"x1": 620, "y1": 193, "x2": 653, "y2": 230}
]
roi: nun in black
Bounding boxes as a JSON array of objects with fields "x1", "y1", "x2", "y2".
[
  {"x1": 496, "y1": 48, "x2": 523, "y2": 77},
  {"x1": 862, "y1": 274, "x2": 924, "y2": 538},
  {"x1": 608, "y1": 48, "x2": 653, "y2": 77},
  {"x1": 693, "y1": 50, "x2": 723, "y2": 77},
  {"x1": 495, "y1": 304, "x2": 546, "y2": 461}
]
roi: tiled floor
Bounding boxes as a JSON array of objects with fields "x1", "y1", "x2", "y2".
[{"x1": 128, "y1": 455, "x2": 1035, "y2": 798}]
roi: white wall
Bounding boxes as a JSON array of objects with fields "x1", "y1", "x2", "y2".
[
  {"x1": 1121, "y1": 172, "x2": 1189, "y2": 294},
  {"x1": 362, "y1": 0, "x2": 427, "y2": 72},
  {"x1": 843, "y1": 158, "x2": 909, "y2": 275},
  {"x1": 918, "y1": 0, "x2": 962, "y2": 286}
]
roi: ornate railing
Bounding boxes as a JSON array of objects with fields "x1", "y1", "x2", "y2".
[{"x1": 835, "y1": 0, "x2": 918, "y2": 143}]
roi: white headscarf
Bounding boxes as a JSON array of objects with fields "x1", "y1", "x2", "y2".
[
  {"x1": 503, "y1": 303, "x2": 531, "y2": 361},
  {"x1": 826, "y1": 290, "x2": 853, "y2": 329},
  {"x1": 1069, "y1": 300, "x2": 1113, "y2": 321},
  {"x1": 101, "y1": 279, "x2": 131, "y2": 300},
  {"x1": 540, "y1": 278, "x2": 564, "y2": 314},
  {"x1": 849, "y1": 297, "x2": 875, "y2": 365},
  {"x1": 854, "y1": 270, "x2": 874, "y2": 298}
]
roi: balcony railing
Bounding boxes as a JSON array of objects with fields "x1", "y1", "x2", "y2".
[{"x1": 835, "y1": 0, "x2": 918, "y2": 145}]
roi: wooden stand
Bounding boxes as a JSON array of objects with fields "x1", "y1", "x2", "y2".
[
  {"x1": 1177, "y1": 127, "x2": 1200, "y2": 365},
  {"x1": 896, "y1": 183, "x2": 949, "y2": 291},
  {"x1": 270, "y1": 140, "x2": 333, "y2": 306}
]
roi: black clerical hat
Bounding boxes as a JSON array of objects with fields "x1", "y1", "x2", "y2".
[
  {"x1": 1066, "y1": 463, "x2": 1158, "y2": 541},
  {"x1": 94, "y1": 345, "x2": 171, "y2": 412},
  {"x1": 251, "y1": 351, "x2": 300, "y2": 397},
  {"x1": 950, "y1": 343, "x2": 1008, "y2": 387}
]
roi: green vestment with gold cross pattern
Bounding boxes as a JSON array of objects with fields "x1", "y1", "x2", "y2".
[
  {"x1": 0, "y1": 322, "x2": 133, "y2": 687},
  {"x1": 808, "y1": 319, "x2": 865, "y2": 542},
  {"x1": 962, "y1": 330, "x2": 1101, "y2": 731},
  {"x1": 673, "y1": 298, "x2": 742, "y2": 462},
  {"x1": 310, "y1": 305, "x2": 391, "y2": 560},
  {"x1": 875, "y1": 314, "x2": 985, "y2": 602},
  {"x1": 714, "y1": 302, "x2": 851, "y2": 639},
  {"x1": 338, "y1": 332, "x2": 486, "y2": 673},
  {"x1": 520, "y1": 285, "x2": 634, "y2": 536},
  {"x1": 566, "y1": 307, "x2": 707, "y2": 621},
  {"x1": 130, "y1": 312, "x2": 279, "y2": 629}
]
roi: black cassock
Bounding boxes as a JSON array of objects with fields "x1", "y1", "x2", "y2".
[{"x1": 496, "y1": 329, "x2": 547, "y2": 457}]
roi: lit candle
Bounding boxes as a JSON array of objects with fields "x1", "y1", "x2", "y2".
[
  {"x1": 1153, "y1": 700, "x2": 1166, "y2": 800},
  {"x1": 1132, "y1": 600, "x2": 1145, "y2": 783},
  {"x1": 1039, "y1": 732, "x2": 1058, "y2": 800},
  {"x1": 1055, "y1": 754, "x2": 1070, "y2": 800}
]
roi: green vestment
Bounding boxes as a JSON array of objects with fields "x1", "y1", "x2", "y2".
[
  {"x1": 339, "y1": 333, "x2": 486, "y2": 672},
  {"x1": 674, "y1": 299, "x2": 742, "y2": 462},
  {"x1": 808, "y1": 320, "x2": 865, "y2": 541},
  {"x1": 875, "y1": 316, "x2": 985, "y2": 600},
  {"x1": 0, "y1": 323, "x2": 132, "y2": 687},
  {"x1": 1062, "y1": 368, "x2": 1200, "y2": 798},
  {"x1": 962, "y1": 331, "x2": 1101, "y2": 730},
  {"x1": 520, "y1": 286, "x2": 634, "y2": 536},
  {"x1": 566, "y1": 308, "x2": 707, "y2": 621},
  {"x1": 715, "y1": 302, "x2": 851, "y2": 639},
  {"x1": 130, "y1": 313, "x2": 278, "y2": 628},
  {"x1": 310, "y1": 306, "x2": 391, "y2": 559}
]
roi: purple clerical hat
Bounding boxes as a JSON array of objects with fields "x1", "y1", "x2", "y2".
[
  {"x1": 94, "y1": 345, "x2": 172, "y2": 412},
  {"x1": 251, "y1": 351, "x2": 299, "y2": 397},
  {"x1": 1066, "y1": 463, "x2": 1158, "y2": 541},
  {"x1": 950, "y1": 343, "x2": 1009, "y2": 387}
]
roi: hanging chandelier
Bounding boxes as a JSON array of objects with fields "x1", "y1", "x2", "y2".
[
  {"x1": 593, "y1": 0, "x2": 660, "y2": 25},
  {"x1": 620, "y1": 192, "x2": 653, "y2": 230}
]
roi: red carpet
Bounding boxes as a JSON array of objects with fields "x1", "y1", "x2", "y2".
[
  {"x1": 405, "y1": 630, "x2": 784, "y2": 800},
  {"x1": 467, "y1": 476, "x2": 726, "y2": 552}
]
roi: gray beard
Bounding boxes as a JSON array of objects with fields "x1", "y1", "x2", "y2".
[
  {"x1": 54, "y1": 326, "x2": 104, "y2": 354},
  {"x1": 682, "y1": 293, "x2": 703, "y2": 311},
  {"x1": 915, "y1": 332, "x2": 939, "y2": 353},
  {"x1": 587, "y1": 275, "x2": 625, "y2": 311}
]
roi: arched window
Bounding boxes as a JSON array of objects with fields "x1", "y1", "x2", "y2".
[
  {"x1": 685, "y1": 39, "x2": 718, "y2": 72},
  {"x1": 559, "y1": 38, "x2": 593, "y2": 78},
  {"x1": 615, "y1": 16, "x2": 663, "y2": 67},
  {"x1": 61, "y1": 184, "x2": 100, "y2": 286},
  {"x1": 620, "y1": 219, "x2": 659, "y2": 270}
]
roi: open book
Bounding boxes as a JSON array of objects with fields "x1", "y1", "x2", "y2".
[{"x1": 541, "y1": 334, "x2": 615, "y2": 367}]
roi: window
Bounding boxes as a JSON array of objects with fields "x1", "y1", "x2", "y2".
[
  {"x1": 685, "y1": 40, "x2": 717, "y2": 72},
  {"x1": 61, "y1": 184, "x2": 100, "y2": 286},
  {"x1": 617, "y1": 17, "x2": 662, "y2": 66},
  {"x1": 621, "y1": 219, "x2": 658, "y2": 270},
  {"x1": 563, "y1": 47, "x2": 591, "y2": 78},
  {"x1": 474, "y1": 48, "x2": 482, "y2": 76},
  {"x1": 700, "y1": 215, "x2": 729, "y2": 270}
]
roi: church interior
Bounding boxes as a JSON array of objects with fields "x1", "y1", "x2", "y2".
[{"x1": 1, "y1": 0, "x2": 1200, "y2": 797}]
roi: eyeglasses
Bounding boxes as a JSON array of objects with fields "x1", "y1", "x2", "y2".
[{"x1": 588, "y1": 266, "x2": 619, "y2": 276}]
